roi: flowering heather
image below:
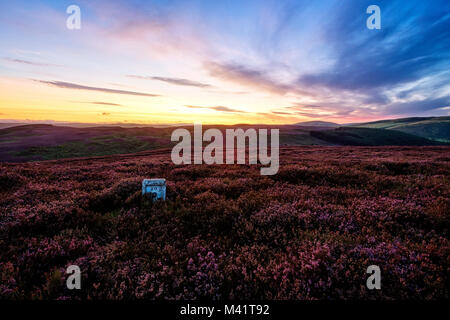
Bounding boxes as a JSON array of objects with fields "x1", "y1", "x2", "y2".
[{"x1": 0, "y1": 146, "x2": 449, "y2": 300}]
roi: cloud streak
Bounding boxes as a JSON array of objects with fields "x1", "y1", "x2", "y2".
[
  {"x1": 4, "y1": 57, "x2": 61, "y2": 67},
  {"x1": 36, "y1": 80, "x2": 160, "y2": 97},
  {"x1": 86, "y1": 101, "x2": 123, "y2": 106},
  {"x1": 92, "y1": 102, "x2": 122, "y2": 106},
  {"x1": 186, "y1": 105, "x2": 248, "y2": 113},
  {"x1": 128, "y1": 75, "x2": 212, "y2": 88}
]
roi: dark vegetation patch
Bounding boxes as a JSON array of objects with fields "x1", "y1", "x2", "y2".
[{"x1": 310, "y1": 127, "x2": 443, "y2": 146}]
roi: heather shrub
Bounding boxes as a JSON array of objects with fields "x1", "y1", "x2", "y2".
[
  {"x1": 0, "y1": 146, "x2": 449, "y2": 300},
  {"x1": 171, "y1": 165, "x2": 212, "y2": 179},
  {"x1": 88, "y1": 177, "x2": 142, "y2": 212}
]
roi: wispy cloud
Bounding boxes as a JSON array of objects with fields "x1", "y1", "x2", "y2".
[
  {"x1": 71, "y1": 101, "x2": 124, "y2": 106},
  {"x1": 90, "y1": 102, "x2": 123, "y2": 106},
  {"x1": 386, "y1": 97, "x2": 450, "y2": 115},
  {"x1": 186, "y1": 105, "x2": 248, "y2": 113},
  {"x1": 271, "y1": 111, "x2": 292, "y2": 115},
  {"x1": 128, "y1": 75, "x2": 212, "y2": 88},
  {"x1": 36, "y1": 80, "x2": 160, "y2": 97},
  {"x1": 3, "y1": 57, "x2": 61, "y2": 67},
  {"x1": 205, "y1": 62, "x2": 310, "y2": 96},
  {"x1": 284, "y1": 102, "x2": 361, "y2": 120}
]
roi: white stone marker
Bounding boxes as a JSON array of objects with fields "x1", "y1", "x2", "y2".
[{"x1": 142, "y1": 178, "x2": 166, "y2": 201}]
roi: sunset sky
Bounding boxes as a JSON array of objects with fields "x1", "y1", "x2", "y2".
[{"x1": 0, "y1": 0, "x2": 449, "y2": 125}]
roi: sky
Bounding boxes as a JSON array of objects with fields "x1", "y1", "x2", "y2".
[{"x1": 0, "y1": 0, "x2": 449, "y2": 125}]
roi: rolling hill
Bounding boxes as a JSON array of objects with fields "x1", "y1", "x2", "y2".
[
  {"x1": 0, "y1": 116, "x2": 449, "y2": 162},
  {"x1": 294, "y1": 121, "x2": 340, "y2": 128},
  {"x1": 352, "y1": 116, "x2": 450, "y2": 142},
  {"x1": 309, "y1": 127, "x2": 442, "y2": 146},
  {"x1": 0, "y1": 124, "x2": 173, "y2": 162},
  {"x1": 0, "y1": 124, "x2": 330, "y2": 162}
]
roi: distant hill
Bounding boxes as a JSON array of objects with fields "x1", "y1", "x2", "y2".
[
  {"x1": 352, "y1": 116, "x2": 450, "y2": 142},
  {"x1": 1, "y1": 118, "x2": 449, "y2": 162},
  {"x1": 352, "y1": 116, "x2": 449, "y2": 128},
  {"x1": 0, "y1": 124, "x2": 173, "y2": 162},
  {"x1": 310, "y1": 127, "x2": 443, "y2": 146},
  {"x1": 0, "y1": 124, "x2": 334, "y2": 162},
  {"x1": 294, "y1": 121, "x2": 340, "y2": 128},
  {"x1": 0, "y1": 123, "x2": 28, "y2": 129}
]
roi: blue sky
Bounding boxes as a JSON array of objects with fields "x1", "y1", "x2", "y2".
[{"x1": 0, "y1": 0, "x2": 449, "y2": 124}]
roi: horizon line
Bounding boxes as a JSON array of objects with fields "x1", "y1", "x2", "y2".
[{"x1": 0, "y1": 115, "x2": 449, "y2": 129}]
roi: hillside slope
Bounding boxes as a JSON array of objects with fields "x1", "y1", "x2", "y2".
[
  {"x1": 353, "y1": 116, "x2": 450, "y2": 142},
  {"x1": 0, "y1": 125, "x2": 173, "y2": 162},
  {"x1": 310, "y1": 127, "x2": 443, "y2": 146},
  {"x1": 1, "y1": 119, "x2": 449, "y2": 162},
  {"x1": 0, "y1": 124, "x2": 338, "y2": 162},
  {"x1": 294, "y1": 121, "x2": 340, "y2": 128}
]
